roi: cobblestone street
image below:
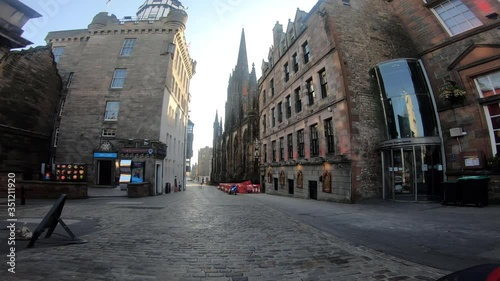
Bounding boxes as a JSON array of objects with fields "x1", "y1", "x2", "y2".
[{"x1": 2, "y1": 184, "x2": 449, "y2": 281}]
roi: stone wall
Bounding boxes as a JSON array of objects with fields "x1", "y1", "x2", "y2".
[
  {"x1": 0, "y1": 46, "x2": 62, "y2": 178},
  {"x1": 0, "y1": 180, "x2": 88, "y2": 199},
  {"x1": 127, "y1": 182, "x2": 151, "y2": 198},
  {"x1": 319, "y1": 0, "x2": 417, "y2": 200}
]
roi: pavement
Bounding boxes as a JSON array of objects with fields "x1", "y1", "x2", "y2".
[
  {"x1": 247, "y1": 193, "x2": 500, "y2": 272},
  {"x1": 87, "y1": 186, "x2": 127, "y2": 197},
  {"x1": 1, "y1": 182, "x2": 496, "y2": 280}
]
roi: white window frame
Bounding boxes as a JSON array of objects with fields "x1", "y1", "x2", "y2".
[
  {"x1": 429, "y1": 0, "x2": 482, "y2": 36},
  {"x1": 102, "y1": 128, "x2": 116, "y2": 137},
  {"x1": 111, "y1": 69, "x2": 127, "y2": 88},
  {"x1": 52, "y1": 47, "x2": 64, "y2": 63},
  {"x1": 104, "y1": 101, "x2": 120, "y2": 121},
  {"x1": 120, "y1": 39, "x2": 136, "y2": 56},
  {"x1": 53, "y1": 128, "x2": 60, "y2": 147},
  {"x1": 59, "y1": 99, "x2": 65, "y2": 117},
  {"x1": 475, "y1": 70, "x2": 500, "y2": 155}
]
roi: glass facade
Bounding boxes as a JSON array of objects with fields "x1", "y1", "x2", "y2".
[
  {"x1": 374, "y1": 59, "x2": 439, "y2": 140},
  {"x1": 373, "y1": 59, "x2": 444, "y2": 202}
]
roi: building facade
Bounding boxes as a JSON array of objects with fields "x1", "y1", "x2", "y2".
[
  {"x1": 383, "y1": 0, "x2": 500, "y2": 201},
  {"x1": 258, "y1": 0, "x2": 500, "y2": 203},
  {"x1": 211, "y1": 29, "x2": 260, "y2": 184},
  {"x1": 46, "y1": 0, "x2": 195, "y2": 195},
  {"x1": 197, "y1": 146, "x2": 212, "y2": 183},
  {"x1": 186, "y1": 119, "x2": 194, "y2": 173},
  {"x1": 0, "y1": 0, "x2": 62, "y2": 181}
]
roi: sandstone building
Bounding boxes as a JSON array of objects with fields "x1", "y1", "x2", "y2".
[
  {"x1": 0, "y1": 0, "x2": 62, "y2": 180},
  {"x1": 386, "y1": 0, "x2": 500, "y2": 202},
  {"x1": 197, "y1": 146, "x2": 212, "y2": 183},
  {"x1": 211, "y1": 30, "x2": 260, "y2": 184},
  {"x1": 258, "y1": 0, "x2": 500, "y2": 203},
  {"x1": 46, "y1": 0, "x2": 196, "y2": 194}
]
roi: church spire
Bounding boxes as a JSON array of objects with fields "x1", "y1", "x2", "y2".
[{"x1": 236, "y1": 28, "x2": 249, "y2": 74}]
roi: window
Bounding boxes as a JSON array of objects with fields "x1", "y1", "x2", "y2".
[
  {"x1": 59, "y1": 99, "x2": 65, "y2": 117},
  {"x1": 287, "y1": 133, "x2": 293, "y2": 160},
  {"x1": 263, "y1": 144, "x2": 267, "y2": 162},
  {"x1": 52, "y1": 47, "x2": 64, "y2": 63},
  {"x1": 307, "y1": 78, "x2": 315, "y2": 105},
  {"x1": 475, "y1": 70, "x2": 500, "y2": 98},
  {"x1": 263, "y1": 114, "x2": 267, "y2": 133},
  {"x1": 295, "y1": 87, "x2": 302, "y2": 113},
  {"x1": 263, "y1": 90, "x2": 266, "y2": 104},
  {"x1": 271, "y1": 108, "x2": 276, "y2": 127},
  {"x1": 475, "y1": 71, "x2": 500, "y2": 154},
  {"x1": 297, "y1": 129, "x2": 305, "y2": 157},
  {"x1": 53, "y1": 127, "x2": 59, "y2": 147},
  {"x1": 104, "y1": 101, "x2": 120, "y2": 121},
  {"x1": 277, "y1": 102, "x2": 283, "y2": 123},
  {"x1": 279, "y1": 137, "x2": 284, "y2": 161},
  {"x1": 431, "y1": 0, "x2": 482, "y2": 36},
  {"x1": 302, "y1": 41, "x2": 310, "y2": 64},
  {"x1": 319, "y1": 68, "x2": 328, "y2": 98},
  {"x1": 310, "y1": 124, "x2": 319, "y2": 156},
  {"x1": 272, "y1": 140, "x2": 277, "y2": 162},
  {"x1": 66, "y1": 72, "x2": 74, "y2": 88},
  {"x1": 324, "y1": 118, "x2": 335, "y2": 153},
  {"x1": 270, "y1": 79, "x2": 275, "y2": 97},
  {"x1": 286, "y1": 95, "x2": 292, "y2": 118},
  {"x1": 284, "y1": 62, "x2": 290, "y2": 82},
  {"x1": 111, "y1": 69, "x2": 127, "y2": 88},
  {"x1": 292, "y1": 52, "x2": 299, "y2": 73},
  {"x1": 120, "y1": 38, "x2": 137, "y2": 56},
  {"x1": 102, "y1": 128, "x2": 116, "y2": 137}
]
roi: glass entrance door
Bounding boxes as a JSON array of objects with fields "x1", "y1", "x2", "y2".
[{"x1": 382, "y1": 145, "x2": 443, "y2": 201}]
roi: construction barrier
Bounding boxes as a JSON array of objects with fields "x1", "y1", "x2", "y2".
[{"x1": 216, "y1": 181, "x2": 261, "y2": 194}]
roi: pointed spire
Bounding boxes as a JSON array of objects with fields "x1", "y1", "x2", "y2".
[
  {"x1": 215, "y1": 110, "x2": 218, "y2": 123},
  {"x1": 236, "y1": 28, "x2": 249, "y2": 74}
]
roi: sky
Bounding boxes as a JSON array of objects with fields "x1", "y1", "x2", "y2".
[{"x1": 19, "y1": 0, "x2": 318, "y2": 164}]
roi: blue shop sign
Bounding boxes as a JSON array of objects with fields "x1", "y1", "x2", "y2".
[{"x1": 93, "y1": 152, "x2": 117, "y2": 159}]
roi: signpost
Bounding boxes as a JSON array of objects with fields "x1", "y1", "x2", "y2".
[{"x1": 27, "y1": 194, "x2": 81, "y2": 248}]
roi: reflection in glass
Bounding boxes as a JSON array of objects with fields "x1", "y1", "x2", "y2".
[
  {"x1": 475, "y1": 70, "x2": 500, "y2": 98},
  {"x1": 374, "y1": 59, "x2": 438, "y2": 140}
]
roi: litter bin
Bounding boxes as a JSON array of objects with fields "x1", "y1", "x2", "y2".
[
  {"x1": 442, "y1": 181, "x2": 460, "y2": 206},
  {"x1": 456, "y1": 176, "x2": 490, "y2": 207}
]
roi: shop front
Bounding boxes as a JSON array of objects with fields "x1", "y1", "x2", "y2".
[{"x1": 373, "y1": 59, "x2": 446, "y2": 202}]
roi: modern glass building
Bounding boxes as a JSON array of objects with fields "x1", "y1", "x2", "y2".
[{"x1": 373, "y1": 59, "x2": 445, "y2": 201}]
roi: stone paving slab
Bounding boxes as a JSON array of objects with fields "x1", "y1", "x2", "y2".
[{"x1": 1, "y1": 186, "x2": 449, "y2": 280}]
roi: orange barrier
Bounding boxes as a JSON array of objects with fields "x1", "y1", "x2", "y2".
[{"x1": 217, "y1": 181, "x2": 261, "y2": 194}]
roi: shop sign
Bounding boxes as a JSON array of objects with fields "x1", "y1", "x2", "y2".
[
  {"x1": 121, "y1": 148, "x2": 150, "y2": 154},
  {"x1": 93, "y1": 152, "x2": 117, "y2": 159}
]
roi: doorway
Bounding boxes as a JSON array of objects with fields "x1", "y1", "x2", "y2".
[
  {"x1": 97, "y1": 160, "x2": 112, "y2": 185},
  {"x1": 274, "y1": 178, "x2": 278, "y2": 191},
  {"x1": 382, "y1": 144, "x2": 443, "y2": 201},
  {"x1": 309, "y1": 181, "x2": 317, "y2": 200},
  {"x1": 288, "y1": 179, "x2": 294, "y2": 195},
  {"x1": 261, "y1": 175, "x2": 266, "y2": 193}
]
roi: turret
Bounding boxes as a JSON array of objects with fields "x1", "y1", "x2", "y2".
[{"x1": 88, "y1": 12, "x2": 119, "y2": 30}]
